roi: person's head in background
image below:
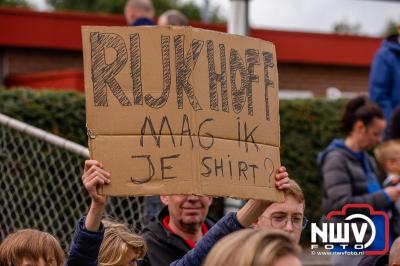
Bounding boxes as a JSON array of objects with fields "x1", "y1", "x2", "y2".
[
  {"x1": 389, "y1": 237, "x2": 400, "y2": 266},
  {"x1": 99, "y1": 220, "x2": 147, "y2": 266},
  {"x1": 375, "y1": 140, "x2": 400, "y2": 177},
  {"x1": 341, "y1": 96, "x2": 385, "y2": 151},
  {"x1": 157, "y1": 9, "x2": 188, "y2": 26},
  {"x1": 124, "y1": 0, "x2": 155, "y2": 26},
  {"x1": 0, "y1": 229, "x2": 64, "y2": 266},
  {"x1": 204, "y1": 229, "x2": 302, "y2": 266},
  {"x1": 253, "y1": 180, "x2": 306, "y2": 243}
]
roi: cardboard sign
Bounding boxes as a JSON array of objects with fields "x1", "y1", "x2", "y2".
[{"x1": 82, "y1": 26, "x2": 283, "y2": 201}]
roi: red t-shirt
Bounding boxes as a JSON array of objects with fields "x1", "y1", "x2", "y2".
[{"x1": 162, "y1": 216, "x2": 209, "y2": 249}]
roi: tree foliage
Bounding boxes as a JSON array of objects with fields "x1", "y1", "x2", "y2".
[
  {"x1": 0, "y1": 0, "x2": 29, "y2": 8},
  {"x1": 383, "y1": 20, "x2": 398, "y2": 37},
  {"x1": 332, "y1": 20, "x2": 362, "y2": 35}
]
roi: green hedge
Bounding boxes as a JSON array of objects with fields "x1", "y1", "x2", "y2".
[
  {"x1": 280, "y1": 99, "x2": 345, "y2": 241},
  {"x1": 0, "y1": 88, "x2": 87, "y2": 145},
  {"x1": 0, "y1": 88, "x2": 347, "y2": 241}
]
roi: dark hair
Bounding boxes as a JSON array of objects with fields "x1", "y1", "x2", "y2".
[
  {"x1": 341, "y1": 96, "x2": 384, "y2": 135},
  {"x1": 390, "y1": 106, "x2": 400, "y2": 139}
]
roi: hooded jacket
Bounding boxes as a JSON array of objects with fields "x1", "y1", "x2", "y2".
[
  {"x1": 317, "y1": 139, "x2": 400, "y2": 249},
  {"x1": 318, "y1": 139, "x2": 391, "y2": 213},
  {"x1": 139, "y1": 207, "x2": 215, "y2": 266},
  {"x1": 369, "y1": 34, "x2": 400, "y2": 121}
]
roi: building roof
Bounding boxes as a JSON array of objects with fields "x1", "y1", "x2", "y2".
[{"x1": 0, "y1": 7, "x2": 383, "y2": 66}]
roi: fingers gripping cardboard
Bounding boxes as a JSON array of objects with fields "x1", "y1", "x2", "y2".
[{"x1": 82, "y1": 26, "x2": 283, "y2": 201}]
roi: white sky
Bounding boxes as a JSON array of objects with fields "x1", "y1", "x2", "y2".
[{"x1": 27, "y1": 0, "x2": 400, "y2": 37}]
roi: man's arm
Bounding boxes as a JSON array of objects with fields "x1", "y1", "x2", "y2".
[{"x1": 170, "y1": 167, "x2": 290, "y2": 266}]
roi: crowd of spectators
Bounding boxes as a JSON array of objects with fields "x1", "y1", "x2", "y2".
[{"x1": 0, "y1": 1, "x2": 400, "y2": 266}]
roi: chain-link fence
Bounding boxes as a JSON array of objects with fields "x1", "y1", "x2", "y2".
[{"x1": 0, "y1": 113, "x2": 144, "y2": 250}]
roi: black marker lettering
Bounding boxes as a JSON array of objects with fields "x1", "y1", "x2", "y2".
[
  {"x1": 207, "y1": 41, "x2": 228, "y2": 112},
  {"x1": 228, "y1": 155, "x2": 233, "y2": 178},
  {"x1": 144, "y1": 35, "x2": 171, "y2": 108},
  {"x1": 180, "y1": 114, "x2": 194, "y2": 149},
  {"x1": 230, "y1": 49, "x2": 247, "y2": 114},
  {"x1": 159, "y1": 116, "x2": 175, "y2": 147},
  {"x1": 201, "y1": 156, "x2": 212, "y2": 177},
  {"x1": 214, "y1": 158, "x2": 224, "y2": 177},
  {"x1": 238, "y1": 161, "x2": 248, "y2": 181},
  {"x1": 174, "y1": 35, "x2": 204, "y2": 111},
  {"x1": 262, "y1": 52, "x2": 274, "y2": 121},
  {"x1": 130, "y1": 155, "x2": 155, "y2": 184},
  {"x1": 198, "y1": 118, "x2": 214, "y2": 150},
  {"x1": 90, "y1": 32, "x2": 131, "y2": 106},
  {"x1": 245, "y1": 49, "x2": 260, "y2": 116},
  {"x1": 140, "y1": 116, "x2": 160, "y2": 147},
  {"x1": 244, "y1": 122, "x2": 259, "y2": 152},
  {"x1": 130, "y1": 33, "x2": 143, "y2": 105},
  {"x1": 248, "y1": 164, "x2": 258, "y2": 184},
  {"x1": 161, "y1": 154, "x2": 180, "y2": 180}
]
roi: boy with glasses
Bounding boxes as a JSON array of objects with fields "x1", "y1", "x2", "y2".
[{"x1": 253, "y1": 180, "x2": 306, "y2": 243}]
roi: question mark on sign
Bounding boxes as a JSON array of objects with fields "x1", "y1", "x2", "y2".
[{"x1": 263, "y1": 157, "x2": 275, "y2": 187}]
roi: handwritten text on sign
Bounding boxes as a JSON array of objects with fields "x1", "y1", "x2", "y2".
[{"x1": 82, "y1": 26, "x2": 282, "y2": 201}]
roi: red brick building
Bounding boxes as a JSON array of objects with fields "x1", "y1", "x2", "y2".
[{"x1": 0, "y1": 7, "x2": 383, "y2": 97}]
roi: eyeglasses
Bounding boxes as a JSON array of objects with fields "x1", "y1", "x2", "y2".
[{"x1": 262, "y1": 214, "x2": 308, "y2": 230}]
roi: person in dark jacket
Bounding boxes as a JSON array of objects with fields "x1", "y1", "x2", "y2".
[
  {"x1": 369, "y1": 25, "x2": 400, "y2": 139},
  {"x1": 66, "y1": 160, "x2": 290, "y2": 266},
  {"x1": 358, "y1": 236, "x2": 400, "y2": 266},
  {"x1": 390, "y1": 106, "x2": 400, "y2": 139},
  {"x1": 140, "y1": 166, "x2": 290, "y2": 266},
  {"x1": 139, "y1": 204, "x2": 214, "y2": 266},
  {"x1": 318, "y1": 96, "x2": 400, "y2": 266}
]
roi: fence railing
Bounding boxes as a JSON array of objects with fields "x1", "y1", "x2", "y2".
[{"x1": 0, "y1": 113, "x2": 144, "y2": 249}]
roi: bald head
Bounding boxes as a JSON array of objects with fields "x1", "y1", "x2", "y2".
[
  {"x1": 158, "y1": 9, "x2": 188, "y2": 26},
  {"x1": 124, "y1": 0, "x2": 155, "y2": 25},
  {"x1": 390, "y1": 237, "x2": 400, "y2": 266}
]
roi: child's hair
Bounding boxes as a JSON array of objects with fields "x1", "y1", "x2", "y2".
[
  {"x1": 99, "y1": 220, "x2": 147, "y2": 266},
  {"x1": 374, "y1": 140, "x2": 400, "y2": 168},
  {"x1": 0, "y1": 229, "x2": 64, "y2": 266}
]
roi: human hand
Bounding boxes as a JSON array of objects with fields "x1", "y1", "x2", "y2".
[
  {"x1": 236, "y1": 166, "x2": 291, "y2": 227},
  {"x1": 275, "y1": 166, "x2": 290, "y2": 190},
  {"x1": 82, "y1": 160, "x2": 111, "y2": 207},
  {"x1": 384, "y1": 185, "x2": 400, "y2": 202}
]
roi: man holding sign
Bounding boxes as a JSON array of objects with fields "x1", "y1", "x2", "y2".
[{"x1": 81, "y1": 25, "x2": 285, "y2": 265}]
